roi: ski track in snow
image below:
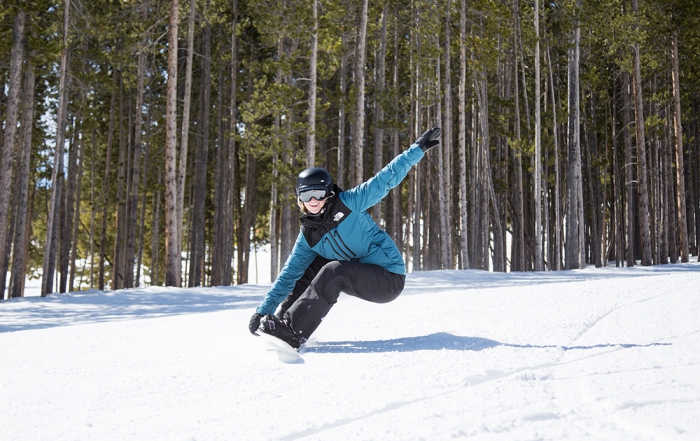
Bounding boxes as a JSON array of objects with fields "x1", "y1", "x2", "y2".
[
  {"x1": 567, "y1": 279, "x2": 668, "y2": 344},
  {"x1": 282, "y1": 341, "x2": 674, "y2": 441}
]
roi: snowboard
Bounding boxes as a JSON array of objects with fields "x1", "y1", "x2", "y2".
[{"x1": 257, "y1": 331, "x2": 304, "y2": 364}]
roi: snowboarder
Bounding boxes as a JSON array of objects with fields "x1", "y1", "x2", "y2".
[{"x1": 248, "y1": 127, "x2": 442, "y2": 349}]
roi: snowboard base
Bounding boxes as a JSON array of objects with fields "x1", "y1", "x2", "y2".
[{"x1": 258, "y1": 331, "x2": 304, "y2": 364}]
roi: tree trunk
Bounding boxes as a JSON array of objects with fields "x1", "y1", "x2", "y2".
[
  {"x1": 649, "y1": 82, "x2": 661, "y2": 265},
  {"x1": 547, "y1": 44, "x2": 562, "y2": 270},
  {"x1": 469, "y1": 82, "x2": 478, "y2": 267},
  {"x1": 280, "y1": 114, "x2": 296, "y2": 265},
  {"x1": 270, "y1": 148, "x2": 279, "y2": 280},
  {"x1": 565, "y1": 1, "x2": 583, "y2": 270},
  {"x1": 337, "y1": 31, "x2": 348, "y2": 189},
  {"x1": 458, "y1": 0, "x2": 469, "y2": 270},
  {"x1": 441, "y1": 2, "x2": 453, "y2": 269},
  {"x1": 622, "y1": 72, "x2": 636, "y2": 266},
  {"x1": 352, "y1": 0, "x2": 369, "y2": 186},
  {"x1": 164, "y1": 0, "x2": 181, "y2": 287},
  {"x1": 177, "y1": 0, "x2": 196, "y2": 254},
  {"x1": 125, "y1": 21, "x2": 148, "y2": 288},
  {"x1": 658, "y1": 101, "x2": 669, "y2": 264},
  {"x1": 269, "y1": 38, "x2": 284, "y2": 281},
  {"x1": 212, "y1": 72, "x2": 225, "y2": 287},
  {"x1": 411, "y1": 29, "x2": 421, "y2": 272},
  {"x1": 9, "y1": 64, "x2": 34, "y2": 299},
  {"x1": 180, "y1": 0, "x2": 196, "y2": 285},
  {"x1": 190, "y1": 7, "x2": 212, "y2": 287},
  {"x1": 321, "y1": 82, "x2": 331, "y2": 169},
  {"x1": 223, "y1": 0, "x2": 239, "y2": 285},
  {"x1": 99, "y1": 70, "x2": 118, "y2": 290},
  {"x1": 151, "y1": 171, "x2": 162, "y2": 285},
  {"x1": 183, "y1": 173, "x2": 194, "y2": 287},
  {"x1": 432, "y1": 40, "x2": 443, "y2": 272},
  {"x1": 60, "y1": 118, "x2": 78, "y2": 293},
  {"x1": 211, "y1": 59, "x2": 224, "y2": 286},
  {"x1": 42, "y1": 2, "x2": 70, "y2": 296},
  {"x1": 582, "y1": 107, "x2": 595, "y2": 266},
  {"x1": 610, "y1": 87, "x2": 624, "y2": 267},
  {"x1": 89, "y1": 127, "x2": 96, "y2": 287},
  {"x1": 631, "y1": 0, "x2": 652, "y2": 266},
  {"x1": 136, "y1": 107, "x2": 152, "y2": 288},
  {"x1": 306, "y1": 0, "x2": 318, "y2": 167},
  {"x1": 533, "y1": 0, "x2": 543, "y2": 271},
  {"x1": 671, "y1": 31, "x2": 690, "y2": 262},
  {"x1": 0, "y1": 11, "x2": 25, "y2": 299},
  {"x1": 387, "y1": 10, "x2": 401, "y2": 249},
  {"x1": 412, "y1": 165, "x2": 422, "y2": 271},
  {"x1": 631, "y1": 57, "x2": 652, "y2": 266},
  {"x1": 238, "y1": 153, "x2": 256, "y2": 284},
  {"x1": 0, "y1": 78, "x2": 5, "y2": 153},
  {"x1": 238, "y1": 50, "x2": 257, "y2": 285},
  {"x1": 372, "y1": 6, "x2": 387, "y2": 222},
  {"x1": 589, "y1": 92, "x2": 604, "y2": 267},
  {"x1": 665, "y1": 104, "x2": 678, "y2": 262},
  {"x1": 113, "y1": 82, "x2": 128, "y2": 290},
  {"x1": 69, "y1": 120, "x2": 86, "y2": 291},
  {"x1": 280, "y1": 46, "x2": 298, "y2": 264},
  {"x1": 511, "y1": 0, "x2": 525, "y2": 271}
]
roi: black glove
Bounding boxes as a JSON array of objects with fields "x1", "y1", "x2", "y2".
[
  {"x1": 249, "y1": 312, "x2": 263, "y2": 335},
  {"x1": 415, "y1": 127, "x2": 441, "y2": 152}
]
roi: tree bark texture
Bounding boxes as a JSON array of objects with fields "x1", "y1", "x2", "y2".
[
  {"x1": 566, "y1": 3, "x2": 583, "y2": 270},
  {"x1": 0, "y1": 11, "x2": 25, "y2": 299},
  {"x1": 9, "y1": 64, "x2": 34, "y2": 298},
  {"x1": 372, "y1": 6, "x2": 387, "y2": 222},
  {"x1": 164, "y1": 0, "x2": 181, "y2": 287},
  {"x1": 352, "y1": 0, "x2": 369, "y2": 186},
  {"x1": 533, "y1": 0, "x2": 543, "y2": 271},
  {"x1": 458, "y1": 0, "x2": 470, "y2": 270},
  {"x1": 190, "y1": 8, "x2": 212, "y2": 287},
  {"x1": 671, "y1": 31, "x2": 690, "y2": 262},
  {"x1": 306, "y1": 0, "x2": 318, "y2": 167}
]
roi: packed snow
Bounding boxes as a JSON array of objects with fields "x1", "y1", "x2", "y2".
[{"x1": 2, "y1": 262, "x2": 700, "y2": 440}]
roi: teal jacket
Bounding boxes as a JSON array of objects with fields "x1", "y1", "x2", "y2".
[{"x1": 256, "y1": 144, "x2": 425, "y2": 315}]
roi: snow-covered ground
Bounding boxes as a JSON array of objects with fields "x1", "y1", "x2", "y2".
[{"x1": 1, "y1": 262, "x2": 699, "y2": 440}]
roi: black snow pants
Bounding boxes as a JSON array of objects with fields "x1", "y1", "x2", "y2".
[{"x1": 276, "y1": 256, "x2": 406, "y2": 339}]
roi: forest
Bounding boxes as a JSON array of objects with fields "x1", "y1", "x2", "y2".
[{"x1": 1, "y1": 0, "x2": 699, "y2": 299}]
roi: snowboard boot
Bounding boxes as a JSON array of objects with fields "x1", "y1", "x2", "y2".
[{"x1": 259, "y1": 315, "x2": 305, "y2": 349}]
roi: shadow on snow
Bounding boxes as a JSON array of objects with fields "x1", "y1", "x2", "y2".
[
  {"x1": 304, "y1": 332, "x2": 671, "y2": 354},
  {"x1": 0, "y1": 285, "x2": 268, "y2": 333}
]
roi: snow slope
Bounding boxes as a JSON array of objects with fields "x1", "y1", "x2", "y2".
[{"x1": 1, "y1": 263, "x2": 699, "y2": 440}]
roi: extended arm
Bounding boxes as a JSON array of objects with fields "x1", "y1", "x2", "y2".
[
  {"x1": 343, "y1": 128, "x2": 441, "y2": 212},
  {"x1": 256, "y1": 233, "x2": 316, "y2": 316}
]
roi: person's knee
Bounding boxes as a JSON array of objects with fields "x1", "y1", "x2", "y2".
[{"x1": 376, "y1": 273, "x2": 405, "y2": 303}]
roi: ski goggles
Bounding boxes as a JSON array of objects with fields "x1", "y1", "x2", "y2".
[{"x1": 298, "y1": 187, "x2": 329, "y2": 202}]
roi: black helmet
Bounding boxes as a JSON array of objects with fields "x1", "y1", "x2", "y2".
[{"x1": 296, "y1": 167, "x2": 333, "y2": 199}]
